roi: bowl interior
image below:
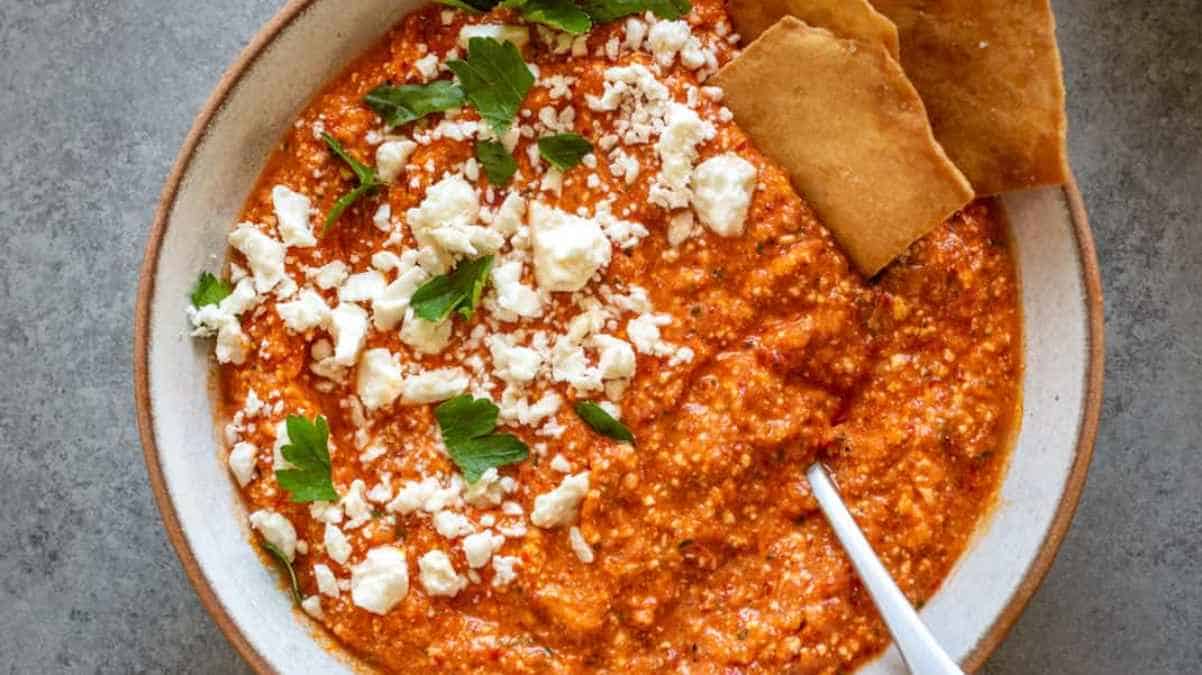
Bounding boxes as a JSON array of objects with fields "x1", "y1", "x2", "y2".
[{"x1": 138, "y1": 2, "x2": 1099, "y2": 672}]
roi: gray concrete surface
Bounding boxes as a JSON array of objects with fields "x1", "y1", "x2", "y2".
[{"x1": 0, "y1": 0, "x2": 1198, "y2": 672}]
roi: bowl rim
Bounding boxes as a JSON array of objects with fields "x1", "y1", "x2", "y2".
[{"x1": 132, "y1": 1, "x2": 1105, "y2": 672}]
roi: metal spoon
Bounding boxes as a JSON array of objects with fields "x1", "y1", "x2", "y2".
[{"x1": 806, "y1": 463, "x2": 964, "y2": 675}]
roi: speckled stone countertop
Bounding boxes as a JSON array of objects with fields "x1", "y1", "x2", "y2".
[{"x1": 0, "y1": 1, "x2": 1198, "y2": 672}]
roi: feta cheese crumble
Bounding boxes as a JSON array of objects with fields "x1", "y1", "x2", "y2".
[
  {"x1": 249, "y1": 510, "x2": 298, "y2": 562},
  {"x1": 351, "y1": 546, "x2": 410, "y2": 614},
  {"x1": 530, "y1": 472, "x2": 590, "y2": 528},
  {"x1": 271, "y1": 185, "x2": 317, "y2": 248},
  {"x1": 692, "y1": 153, "x2": 757, "y2": 236},
  {"x1": 418, "y1": 549, "x2": 469, "y2": 597},
  {"x1": 530, "y1": 202, "x2": 612, "y2": 292}
]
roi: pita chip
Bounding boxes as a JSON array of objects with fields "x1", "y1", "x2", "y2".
[
  {"x1": 727, "y1": 0, "x2": 900, "y2": 59},
  {"x1": 872, "y1": 0, "x2": 1069, "y2": 195},
  {"x1": 712, "y1": 17, "x2": 973, "y2": 276}
]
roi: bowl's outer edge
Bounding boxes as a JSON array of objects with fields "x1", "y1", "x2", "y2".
[
  {"x1": 134, "y1": 2, "x2": 319, "y2": 673},
  {"x1": 960, "y1": 176, "x2": 1104, "y2": 673},
  {"x1": 133, "y1": 2, "x2": 1105, "y2": 673}
]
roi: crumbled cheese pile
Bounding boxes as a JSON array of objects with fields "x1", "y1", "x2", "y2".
[{"x1": 192, "y1": 6, "x2": 757, "y2": 617}]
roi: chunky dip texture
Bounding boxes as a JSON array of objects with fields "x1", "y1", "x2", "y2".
[{"x1": 187, "y1": 1, "x2": 1022, "y2": 672}]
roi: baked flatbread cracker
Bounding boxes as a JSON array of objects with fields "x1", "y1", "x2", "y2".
[
  {"x1": 712, "y1": 17, "x2": 973, "y2": 276},
  {"x1": 727, "y1": 0, "x2": 900, "y2": 59},
  {"x1": 871, "y1": 0, "x2": 1069, "y2": 194}
]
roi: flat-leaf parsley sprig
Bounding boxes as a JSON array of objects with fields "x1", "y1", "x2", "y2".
[
  {"x1": 575, "y1": 401, "x2": 635, "y2": 443},
  {"x1": 435, "y1": 395, "x2": 530, "y2": 483},
  {"x1": 274, "y1": 414, "x2": 338, "y2": 503},
  {"x1": 447, "y1": 37, "x2": 535, "y2": 135},
  {"x1": 321, "y1": 133, "x2": 386, "y2": 233}
]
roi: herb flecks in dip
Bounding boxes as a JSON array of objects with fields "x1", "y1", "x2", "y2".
[{"x1": 187, "y1": 1, "x2": 1021, "y2": 671}]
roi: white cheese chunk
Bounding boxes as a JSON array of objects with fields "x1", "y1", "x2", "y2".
[
  {"x1": 463, "y1": 530, "x2": 505, "y2": 569},
  {"x1": 373, "y1": 204, "x2": 393, "y2": 232},
  {"x1": 432, "y1": 510, "x2": 475, "y2": 539},
  {"x1": 463, "y1": 468, "x2": 516, "y2": 508},
  {"x1": 228, "y1": 441, "x2": 258, "y2": 487},
  {"x1": 491, "y1": 192, "x2": 526, "y2": 237},
  {"x1": 487, "y1": 335, "x2": 543, "y2": 385},
  {"x1": 249, "y1": 510, "x2": 298, "y2": 562},
  {"x1": 667, "y1": 210, "x2": 695, "y2": 247},
  {"x1": 406, "y1": 175, "x2": 503, "y2": 258},
  {"x1": 301, "y1": 595, "x2": 323, "y2": 619},
  {"x1": 309, "y1": 261, "x2": 349, "y2": 290},
  {"x1": 459, "y1": 24, "x2": 530, "y2": 49},
  {"x1": 272, "y1": 420, "x2": 296, "y2": 471},
  {"x1": 276, "y1": 289, "x2": 331, "y2": 333},
  {"x1": 490, "y1": 259, "x2": 544, "y2": 319},
  {"x1": 400, "y1": 309, "x2": 453, "y2": 355},
  {"x1": 647, "y1": 20, "x2": 691, "y2": 65},
  {"x1": 215, "y1": 321, "x2": 250, "y2": 365},
  {"x1": 592, "y1": 334, "x2": 636, "y2": 380},
  {"x1": 627, "y1": 312, "x2": 670, "y2": 354},
  {"x1": 339, "y1": 270, "x2": 388, "y2": 304},
  {"x1": 649, "y1": 103, "x2": 714, "y2": 210},
  {"x1": 569, "y1": 526, "x2": 595, "y2": 563},
  {"x1": 341, "y1": 479, "x2": 373, "y2": 530},
  {"x1": 189, "y1": 278, "x2": 260, "y2": 365},
  {"x1": 373, "y1": 265, "x2": 429, "y2": 330},
  {"x1": 356, "y1": 348, "x2": 405, "y2": 410},
  {"x1": 386, "y1": 477, "x2": 441, "y2": 515},
  {"x1": 498, "y1": 389, "x2": 562, "y2": 427},
  {"x1": 530, "y1": 472, "x2": 590, "y2": 528},
  {"x1": 351, "y1": 546, "x2": 409, "y2": 615},
  {"x1": 691, "y1": 153, "x2": 757, "y2": 237},
  {"x1": 530, "y1": 202, "x2": 612, "y2": 292},
  {"x1": 324, "y1": 524, "x2": 352, "y2": 566},
  {"x1": 375, "y1": 139, "x2": 417, "y2": 183},
  {"x1": 314, "y1": 563, "x2": 340, "y2": 598},
  {"x1": 229, "y1": 222, "x2": 287, "y2": 293},
  {"x1": 418, "y1": 550, "x2": 468, "y2": 598},
  {"x1": 491, "y1": 555, "x2": 520, "y2": 588},
  {"x1": 330, "y1": 303, "x2": 369, "y2": 366},
  {"x1": 271, "y1": 185, "x2": 317, "y2": 248},
  {"x1": 402, "y1": 368, "x2": 469, "y2": 404},
  {"x1": 549, "y1": 454, "x2": 572, "y2": 473},
  {"x1": 310, "y1": 501, "x2": 343, "y2": 525}
]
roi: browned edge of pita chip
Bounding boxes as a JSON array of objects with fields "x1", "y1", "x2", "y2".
[
  {"x1": 727, "y1": 0, "x2": 901, "y2": 59},
  {"x1": 872, "y1": 0, "x2": 1069, "y2": 195},
  {"x1": 713, "y1": 17, "x2": 973, "y2": 277}
]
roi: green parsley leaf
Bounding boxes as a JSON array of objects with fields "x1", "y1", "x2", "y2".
[
  {"x1": 191, "y1": 271, "x2": 232, "y2": 308},
  {"x1": 436, "y1": 395, "x2": 501, "y2": 446},
  {"x1": 274, "y1": 415, "x2": 338, "y2": 503},
  {"x1": 476, "y1": 140, "x2": 518, "y2": 185},
  {"x1": 537, "y1": 133, "x2": 593, "y2": 171},
  {"x1": 263, "y1": 542, "x2": 302, "y2": 605},
  {"x1": 504, "y1": 0, "x2": 592, "y2": 34},
  {"x1": 324, "y1": 183, "x2": 376, "y2": 232},
  {"x1": 582, "y1": 0, "x2": 690, "y2": 22},
  {"x1": 435, "y1": 395, "x2": 530, "y2": 482},
  {"x1": 437, "y1": 0, "x2": 501, "y2": 12},
  {"x1": 410, "y1": 255, "x2": 495, "y2": 323},
  {"x1": 364, "y1": 81, "x2": 466, "y2": 128},
  {"x1": 321, "y1": 132, "x2": 385, "y2": 233},
  {"x1": 575, "y1": 401, "x2": 635, "y2": 443},
  {"x1": 447, "y1": 37, "x2": 535, "y2": 135}
]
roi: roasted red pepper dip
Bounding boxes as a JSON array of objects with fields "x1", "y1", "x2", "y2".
[{"x1": 186, "y1": 1, "x2": 1021, "y2": 671}]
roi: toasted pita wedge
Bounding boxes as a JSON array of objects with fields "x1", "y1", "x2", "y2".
[
  {"x1": 872, "y1": 0, "x2": 1069, "y2": 194},
  {"x1": 727, "y1": 0, "x2": 900, "y2": 59},
  {"x1": 712, "y1": 17, "x2": 973, "y2": 276}
]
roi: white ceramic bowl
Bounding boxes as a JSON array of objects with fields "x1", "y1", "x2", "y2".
[{"x1": 134, "y1": 1, "x2": 1104, "y2": 672}]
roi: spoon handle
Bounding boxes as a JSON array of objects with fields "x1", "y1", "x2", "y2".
[{"x1": 806, "y1": 463, "x2": 964, "y2": 675}]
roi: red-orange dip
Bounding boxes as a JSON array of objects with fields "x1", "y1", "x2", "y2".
[{"x1": 188, "y1": 1, "x2": 1022, "y2": 672}]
